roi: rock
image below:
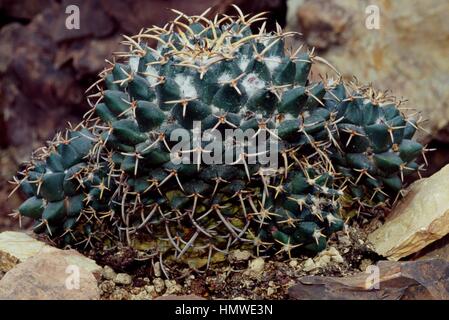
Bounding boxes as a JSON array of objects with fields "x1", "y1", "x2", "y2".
[
  {"x1": 321, "y1": 247, "x2": 344, "y2": 264},
  {"x1": 0, "y1": 23, "x2": 23, "y2": 73},
  {"x1": 248, "y1": 258, "x2": 265, "y2": 274},
  {"x1": 301, "y1": 247, "x2": 345, "y2": 272},
  {"x1": 314, "y1": 254, "x2": 331, "y2": 268},
  {"x1": 289, "y1": 259, "x2": 449, "y2": 300},
  {"x1": 115, "y1": 273, "x2": 132, "y2": 286},
  {"x1": 295, "y1": 0, "x2": 349, "y2": 50},
  {"x1": 0, "y1": 0, "x2": 48, "y2": 20},
  {"x1": 0, "y1": 231, "x2": 101, "y2": 277},
  {"x1": 56, "y1": 36, "x2": 121, "y2": 78},
  {"x1": 302, "y1": 258, "x2": 316, "y2": 272},
  {"x1": 99, "y1": 0, "x2": 217, "y2": 34},
  {"x1": 415, "y1": 234, "x2": 449, "y2": 262},
  {"x1": 109, "y1": 288, "x2": 130, "y2": 300},
  {"x1": 289, "y1": 259, "x2": 299, "y2": 268},
  {"x1": 0, "y1": 231, "x2": 54, "y2": 272},
  {"x1": 50, "y1": 0, "x2": 115, "y2": 42},
  {"x1": 153, "y1": 277, "x2": 165, "y2": 293},
  {"x1": 155, "y1": 294, "x2": 206, "y2": 300},
  {"x1": 102, "y1": 266, "x2": 117, "y2": 281},
  {"x1": 153, "y1": 261, "x2": 161, "y2": 277},
  {"x1": 287, "y1": 0, "x2": 449, "y2": 139},
  {"x1": 145, "y1": 285, "x2": 157, "y2": 296},
  {"x1": 359, "y1": 259, "x2": 374, "y2": 272},
  {"x1": 130, "y1": 290, "x2": 152, "y2": 300},
  {"x1": 99, "y1": 280, "x2": 116, "y2": 294},
  {"x1": 368, "y1": 164, "x2": 449, "y2": 261},
  {"x1": 0, "y1": 251, "x2": 100, "y2": 300},
  {"x1": 164, "y1": 279, "x2": 182, "y2": 295},
  {"x1": 229, "y1": 249, "x2": 252, "y2": 262}
]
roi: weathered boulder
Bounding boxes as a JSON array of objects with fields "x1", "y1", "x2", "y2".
[
  {"x1": 0, "y1": 251, "x2": 100, "y2": 300},
  {"x1": 0, "y1": 231, "x2": 101, "y2": 277},
  {"x1": 368, "y1": 164, "x2": 449, "y2": 261},
  {"x1": 289, "y1": 259, "x2": 449, "y2": 300}
]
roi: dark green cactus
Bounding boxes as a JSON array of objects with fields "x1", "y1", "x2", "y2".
[
  {"x1": 10, "y1": 7, "x2": 427, "y2": 266},
  {"x1": 323, "y1": 81, "x2": 428, "y2": 216}
]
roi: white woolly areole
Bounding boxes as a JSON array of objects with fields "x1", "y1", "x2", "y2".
[
  {"x1": 260, "y1": 36, "x2": 272, "y2": 47},
  {"x1": 129, "y1": 56, "x2": 140, "y2": 72},
  {"x1": 264, "y1": 56, "x2": 282, "y2": 74},
  {"x1": 239, "y1": 105, "x2": 249, "y2": 114},
  {"x1": 217, "y1": 73, "x2": 233, "y2": 83},
  {"x1": 241, "y1": 73, "x2": 266, "y2": 99},
  {"x1": 238, "y1": 56, "x2": 250, "y2": 72},
  {"x1": 174, "y1": 74, "x2": 197, "y2": 99},
  {"x1": 210, "y1": 105, "x2": 221, "y2": 114},
  {"x1": 326, "y1": 77, "x2": 338, "y2": 87},
  {"x1": 282, "y1": 113, "x2": 297, "y2": 120},
  {"x1": 144, "y1": 64, "x2": 159, "y2": 86}
]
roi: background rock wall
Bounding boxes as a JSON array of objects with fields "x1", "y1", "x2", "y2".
[
  {"x1": 286, "y1": 0, "x2": 449, "y2": 176},
  {"x1": 288, "y1": 0, "x2": 449, "y2": 139}
]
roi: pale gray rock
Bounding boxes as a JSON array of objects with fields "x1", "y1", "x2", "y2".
[{"x1": 0, "y1": 251, "x2": 100, "y2": 300}]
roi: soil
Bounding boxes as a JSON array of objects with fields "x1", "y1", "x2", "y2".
[{"x1": 92, "y1": 225, "x2": 380, "y2": 300}]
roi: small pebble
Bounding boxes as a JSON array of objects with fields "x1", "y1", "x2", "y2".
[
  {"x1": 102, "y1": 266, "x2": 117, "y2": 281},
  {"x1": 130, "y1": 290, "x2": 152, "y2": 300},
  {"x1": 303, "y1": 258, "x2": 316, "y2": 272},
  {"x1": 153, "y1": 277, "x2": 165, "y2": 293},
  {"x1": 153, "y1": 262, "x2": 161, "y2": 277},
  {"x1": 109, "y1": 288, "x2": 130, "y2": 300},
  {"x1": 99, "y1": 280, "x2": 115, "y2": 294},
  {"x1": 359, "y1": 259, "x2": 373, "y2": 271},
  {"x1": 315, "y1": 254, "x2": 331, "y2": 268},
  {"x1": 115, "y1": 273, "x2": 132, "y2": 285},
  {"x1": 249, "y1": 258, "x2": 265, "y2": 273},
  {"x1": 229, "y1": 250, "x2": 252, "y2": 262},
  {"x1": 165, "y1": 279, "x2": 182, "y2": 295},
  {"x1": 145, "y1": 285, "x2": 156, "y2": 296},
  {"x1": 289, "y1": 259, "x2": 299, "y2": 268}
]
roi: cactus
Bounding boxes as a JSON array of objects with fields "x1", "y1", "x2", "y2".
[
  {"x1": 323, "y1": 81, "x2": 429, "y2": 217},
  {"x1": 10, "y1": 7, "x2": 427, "y2": 265}
]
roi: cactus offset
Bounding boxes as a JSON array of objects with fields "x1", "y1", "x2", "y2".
[{"x1": 323, "y1": 80, "x2": 428, "y2": 217}]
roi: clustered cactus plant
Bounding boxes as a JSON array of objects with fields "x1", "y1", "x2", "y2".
[{"x1": 10, "y1": 7, "x2": 428, "y2": 266}]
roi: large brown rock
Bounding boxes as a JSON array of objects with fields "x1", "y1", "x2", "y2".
[
  {"x1": 0, "y1": 251, "x2": 100, "y2": 300},
  {"x1": 415, "y1": 234, "x2": 449, "y2": 262},
  {"x1": 289, "y1": 259, "x2": 449, "y2": 300},
  {"x1": 368, "y1": 164, "x2": 449, "y2": 261}
]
